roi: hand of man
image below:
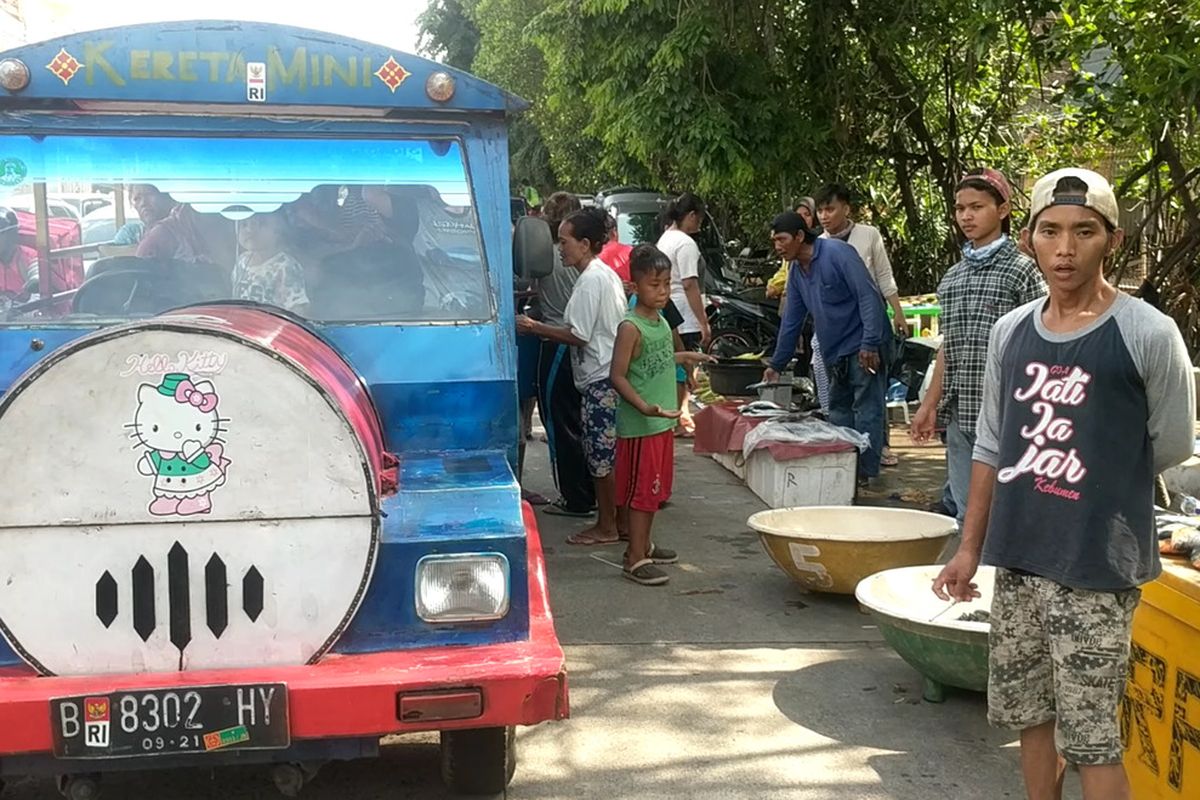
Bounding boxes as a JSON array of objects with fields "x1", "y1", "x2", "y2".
[
  {"x1": 910, "y1": 403, "x2": 937, "y2": 444},
  {"x1": 515, "y1": 315, "x2": 536, "y2": 335},
  {"x1": 894, "y1": 316, "x2": 911, "y2": 338},
  {"x1": 678, "y1": 351, "x2": 718, "y2": 367},
  {"x1": 645, "y1": 405, "x2": 683, "y2": 420},
  {"x1": 932, "y1": 552, "x2": 982, "y2": 602},
  {"x1": 763, "y1": 367, "x2": 780, "y2": 384},
  {"x1": 858, "y1": 349, "x2": 881, "y2": 374},
  {"x1": 699, "y1": 322, "x2": 712, "y2": 349}
]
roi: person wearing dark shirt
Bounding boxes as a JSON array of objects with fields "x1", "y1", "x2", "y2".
[
  {"x1": 933, "y1": 168, "x2": 1195, "y2": 800},
  {"x1": 764, "y1": 211, "x2": 888, "y2": 481}
]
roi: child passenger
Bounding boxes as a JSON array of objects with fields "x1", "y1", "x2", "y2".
[
  {"x1": 610, "y1": 244, "x2": 714, "y2": 586},
  {"x1": 232, "y1": 210, "x2": 310, "y2": 315}
]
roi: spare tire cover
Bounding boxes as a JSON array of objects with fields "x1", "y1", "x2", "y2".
[{"x1": 0, "y1": 306, "x2": 383, "y2": 676}]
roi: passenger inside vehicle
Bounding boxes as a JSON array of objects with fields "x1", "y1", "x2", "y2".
[
  {"x1": 231, "y1": 210, "x2": 310, "y2": 315},
  {"x1": 4, "y1": 179, "x2": 488, "y2": 323},
  {"x1": 0, "y1": 206, "x2": 37, "y2": 307}
]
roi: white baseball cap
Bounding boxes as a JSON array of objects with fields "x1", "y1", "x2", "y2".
[{"x1": 1029, "y1": 168, "x2": 1120, "y2": 229}]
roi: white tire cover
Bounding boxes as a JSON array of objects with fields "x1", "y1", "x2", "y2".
[{"x1": 0, "y1": 324, "x2": 379, "y2": 676}]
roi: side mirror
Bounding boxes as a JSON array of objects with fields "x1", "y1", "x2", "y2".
[{"x1": 513, "y1": 216, "x2": 554, "y2": 280}]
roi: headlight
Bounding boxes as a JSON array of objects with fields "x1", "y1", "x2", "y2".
[{"x1": 415, "y1": 554, "x2": 510, "y2": 623}]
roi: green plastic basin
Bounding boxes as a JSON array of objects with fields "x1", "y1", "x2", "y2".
[{"x1": 855, "y1": 565, "x2": 994, "y2": 702}]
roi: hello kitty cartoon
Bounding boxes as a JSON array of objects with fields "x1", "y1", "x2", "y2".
[{"x1": 129, "y1": 372, "x2": 231, "y2": 516}]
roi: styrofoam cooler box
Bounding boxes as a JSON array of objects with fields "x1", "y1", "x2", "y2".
[
  {"x1": 744, "y1": 448, "x2": 857, "y2": 508},
  {"x1": 711, "y1": 451, "x2": 747, "y2": 480}
]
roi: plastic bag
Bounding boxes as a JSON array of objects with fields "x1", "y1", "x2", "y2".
[{"x1": 742, "y1": 417, "x2": 871, "y2": 459}]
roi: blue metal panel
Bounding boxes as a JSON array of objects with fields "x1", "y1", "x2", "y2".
[
  {"x1": 335, "y1": 450, "x2": 530, "y2": 653},
  {"x1": 0, "y1": 21, "x2": 526, "y2": 113}
]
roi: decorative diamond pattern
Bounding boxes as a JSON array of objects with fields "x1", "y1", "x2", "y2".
[
  {"x1": 205, "y1": 554, "x2": 229, "y2": 638},
  {"x1": 96, "y1": 549, "x2": 267, "y2": 656},
  {"x1": 131, "y1": 556, "x2": 156, "y2": 642},
  {"x1": 46, "y1": 48, "x2": 81, "y2": 86},
  {"x1": 167, "y1": 543, "x2": 191, "y2": 653},
  {"x1": 95, "y1": 571, "x2": 118, "y2": 628},
  {"x1": 374, "y1": 56, "x2": 411, "y2": 93},
  {"x1": 243, "y1": 566, "x2": 264, "y2": 622}
]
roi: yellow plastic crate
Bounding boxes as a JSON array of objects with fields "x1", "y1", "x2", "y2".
[{"x1": 1124, "y1": 561, "x2": 1200, "y2": 797}]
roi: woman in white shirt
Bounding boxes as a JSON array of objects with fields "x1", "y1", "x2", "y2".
[
  {"x1": 656, "y1": 193, "x2": 710, "y2": 436},
  {"x1": 517, "y1": 207, "x2": 627, "y2": 545}
]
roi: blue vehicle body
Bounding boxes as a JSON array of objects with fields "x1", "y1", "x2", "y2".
[{"x1": 0, "y1": 21, "x2": 566, "y2": 787}]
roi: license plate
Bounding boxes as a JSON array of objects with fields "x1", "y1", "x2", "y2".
[{"x1": 51, "y1": 684, "x2": 288, "y2": 759}]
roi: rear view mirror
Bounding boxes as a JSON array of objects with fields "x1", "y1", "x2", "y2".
[{"x1": 513, "y1": 216, "x2": 554, "y2": 280}]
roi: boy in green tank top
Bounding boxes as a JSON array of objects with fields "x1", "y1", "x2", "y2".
[{"x1": 610, "y1": 245, "x2": 715, "y2": 586}]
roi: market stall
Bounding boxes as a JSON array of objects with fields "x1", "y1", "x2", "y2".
[{"x1": 693, "y1": 402, "x2": 861, "y2": 508}]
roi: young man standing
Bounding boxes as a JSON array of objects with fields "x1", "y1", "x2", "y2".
[
  {"x1": 934, "y1": 168, "x2": 1195, "y2": 800},
  {"x1": 764, "y1": 211, "x2": 888, "y2": 481},
  {"x1": 816, "y1": 183, "x2": 908, "y2": 466},
  {"x1": 815, "y1": 184, "x2": 909, "y2": 338},
  {"x1": 912, "y1": 169, "x2": 1046, "y2": 530}
]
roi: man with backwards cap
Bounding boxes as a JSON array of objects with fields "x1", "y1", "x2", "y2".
[
  {"x1": 763, "y1": 210, "x2": 888, "y2": 483},
  {"x1": 934, "y1": 168, "x2": 1195, "y2": 800}
]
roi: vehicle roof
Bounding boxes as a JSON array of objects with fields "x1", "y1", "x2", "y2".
[{"x1": 0, "y1": 21, "x2": 527, "y2": 115}]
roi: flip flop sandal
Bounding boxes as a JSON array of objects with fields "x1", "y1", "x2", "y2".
[
  {"x1": 543, "y1": 502, "x2": 595, "y2": 518},
  {"x1": 623, "y1": 559, "x2": 669, "y2": 586},
  {"x1": 566, "y1": 531, "x2": 619, "y2": 546},
  {"x1": 880, "y1": 453, "x2": 899, "y2": 467},
  {"x1": 647, "y1": 543, "x2": 678, "y2": 564}
]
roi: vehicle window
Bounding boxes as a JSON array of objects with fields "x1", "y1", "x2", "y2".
[
  {"x1": 617, "y1": 211, "x2": 660, "y2": 246},
  {"x1": 0, "y1": 135, "x2": 490, "y2": 325}
]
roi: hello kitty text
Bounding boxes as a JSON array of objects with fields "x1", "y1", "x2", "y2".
[{"x1": 120, "y1": 350, "x2": 228, "y2": 378}]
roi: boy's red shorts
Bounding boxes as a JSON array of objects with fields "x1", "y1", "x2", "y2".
[{"x1": 616, "y1": 429, "x2": 675, "y2": 513}]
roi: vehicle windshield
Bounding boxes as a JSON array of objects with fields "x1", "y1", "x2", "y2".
[
  {"x1": 0, "y1": 135, "x2": 490, "y2": 325},
  {"x1": 617, "y1": 211, "x2": 660, "y2": 245}
]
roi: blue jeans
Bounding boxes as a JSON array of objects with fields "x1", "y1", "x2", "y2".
[
  {"x1": 827, "y1": 352, "x2": 887, "y2": 478},
  {"x1": 946, "y1": 409, "x2": 975, "y2": 528}
]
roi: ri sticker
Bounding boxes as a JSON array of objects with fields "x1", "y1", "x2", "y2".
[{"x1": 246, "y1": 61, "x2": 266, "y2": 103}]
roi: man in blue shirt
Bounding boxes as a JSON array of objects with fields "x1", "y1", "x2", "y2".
[{"x1": 764, "y1": 211, "x2": 889, "y2": 480}]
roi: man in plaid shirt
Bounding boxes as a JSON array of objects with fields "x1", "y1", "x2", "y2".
[{"x1": 913, "y1": 169, "x2": 1045, "y2": 528}]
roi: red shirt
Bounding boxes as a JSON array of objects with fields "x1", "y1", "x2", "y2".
[
  {"x1": 598, "y1": 241, "x2": 632, "y2": 282},
  {"x1": 0, "y1": 245, "x2": 37, "y2": 295}
]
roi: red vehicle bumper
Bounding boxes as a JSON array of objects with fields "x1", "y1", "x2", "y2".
[{"x1": 0, "y1": 504, "x2": 568, "y2": 756}]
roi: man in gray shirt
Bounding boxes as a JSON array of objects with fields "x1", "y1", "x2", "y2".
[{"x1": 933, "y1": 168, "x2": 1194, "y2": 800}]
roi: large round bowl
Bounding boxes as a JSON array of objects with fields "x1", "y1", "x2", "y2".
[
  {"x1": 855, "y1": 564, "x2": 995, "y2": 702},
  {"x1": 748, "y1": 506, "x2": 955, "y2": 595}
]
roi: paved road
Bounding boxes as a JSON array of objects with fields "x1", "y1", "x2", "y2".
[{"x1": 3, "y1": 430, "x2": 1081, "y2": 799}]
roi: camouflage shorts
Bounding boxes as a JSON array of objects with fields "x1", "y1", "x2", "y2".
[{"x1": 988, "y1": 569, "x2": 1141, "y2": 766}]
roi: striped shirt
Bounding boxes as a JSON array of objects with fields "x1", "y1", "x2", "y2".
[{"x1": 936, "y1": 236, "x2": 1045, "y2": 434}]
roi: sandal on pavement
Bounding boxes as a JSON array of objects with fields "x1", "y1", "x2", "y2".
[
  {"x1": 647, "y1": 543, "x2": 678, "y2": 564},
  {"x1": 880, "y1": 449, "x2": 898, "y2": 467},
  {"x1": 623, "y1": 559, "x2": 669, "y2": 586},
  {"x1": 543, "y1": 501, "x2": 595, "y2": 518},
  {"x1": 566, "y1": 530, "x2": 619, "y2": 546}
]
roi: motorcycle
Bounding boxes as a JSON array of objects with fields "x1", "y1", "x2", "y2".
[{"x1": 704, "y1": 289, "x2": 784, "y2": 358}]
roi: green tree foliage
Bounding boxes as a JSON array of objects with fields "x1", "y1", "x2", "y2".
[
  {"x1": 417, "y1": 1, "x2": 481, "y2": 71},
  {"x1": 421, "y1": 0, "x2": 1200, "y2": 352}
]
